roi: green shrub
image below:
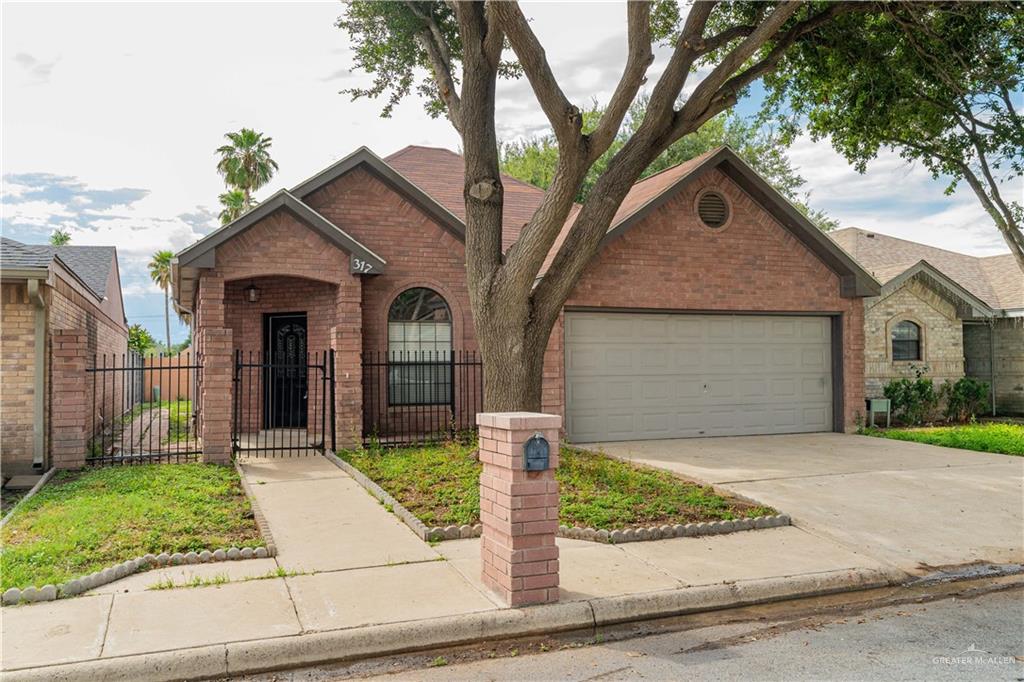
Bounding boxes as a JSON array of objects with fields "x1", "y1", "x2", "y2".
[
  {"x1": 883, "y1": 376, "x2": 938, "y2": 425},
  {"x1": 940, "y1": 377, "x2": 990, "y2": 422}
]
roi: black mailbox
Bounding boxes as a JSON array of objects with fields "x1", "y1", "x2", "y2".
[{"x1": 523, "y1": 433, "x2": 550, "y2": 471}]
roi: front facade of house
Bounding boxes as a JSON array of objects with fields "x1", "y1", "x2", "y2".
[
  {"x1": 0, "y1": 238, "x2": 129, "y2": 474},
  {"x1": 831, "y1": 228, "x2": 1024, "y2": 415},
  {"x1": 172, "y1": 145, "x2": 878, "y2": 456}
]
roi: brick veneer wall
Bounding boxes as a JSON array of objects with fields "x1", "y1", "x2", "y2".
[
  {"x1": 196, "y1": 209, "x2": 365, "y2": 447},
  {"x1": 304, "y1": 167, "x2": 478, "y2": 437},
  {"x1": 224, "y1": 276, "x2": 337, "y2": 433},
  {"x1": 1, "y1": 272, "x2": 127, "y2": 473},
  {"x1": 547, "y1": 168, "x2": 866, "y2": 431},
  {"x1": 1, "y1": 283, "x2": 37, "y2": 472},
  {"x1": 863, "y1": 279, "x2": 965, "y2": 398}
]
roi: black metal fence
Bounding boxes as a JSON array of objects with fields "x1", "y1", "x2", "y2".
[
  {"x1": 362, "y1": 350, "x2": 484, "y2": 446},
  {"x1": 232, "y1": 350, "x2": 336, "y2": 457},
  {"x1": 86, "y1": 352, "x2": 201, "y2": 465}
]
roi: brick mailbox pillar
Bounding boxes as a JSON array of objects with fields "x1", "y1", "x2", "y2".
[{"x1": 478, "y1": 412, "x2": 561, "y2": 607}]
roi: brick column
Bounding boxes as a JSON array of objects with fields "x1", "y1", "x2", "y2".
[
  {"x1": 331, "y1": 276, "x2": 362, "y2": 449},
  {"x1": 478, "y1": 412, "x2": 561, "y2": 607},
  {"x1": 50, "y1": 329, "x2": 89, "y2": 469},
  {"x1": 197, "y1": 274, "x2": 233, "y2": 463}
]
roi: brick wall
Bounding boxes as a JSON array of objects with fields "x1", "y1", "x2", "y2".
[
  {"x1": 552, "y1": 168, "x2": 865, "y2": 431},
  {"x1": 305, "y1": 167, "x2": 478, "y2": 438},
  {"x1": 2, "y1": 273, "x2": 128, "y2": 473},
  {"x1": 1, "y1": 283, "x2": 37, "y2": 472},
  {"x1": 863, "y1": 279, "x2": 965, "y2": 397},
  {"x1": 188, "y1": 164, "x2": 870, "y2": 441}
]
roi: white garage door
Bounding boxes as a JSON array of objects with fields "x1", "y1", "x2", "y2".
[{"x1": 565, "y1": 312, "x2": 833, "y2": 442}]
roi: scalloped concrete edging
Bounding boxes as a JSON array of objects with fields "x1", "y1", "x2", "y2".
[
  {"x1": 234, "y1": 459, "x2": 279, "y2": 557},
  {"x1": 0, "y1": 468, "x2": 56, "y2": 529},
  {"x1": 325, "y1": 452, "x2": 445, "y2": 541},
  {"x1": 326, "y1": 452, "x2": 789, "y2": 544},
  {"x1": 0, "y1": 565, "x2": 912, "y2": 681},
  {"x1": 1, "y1": 545, "x2": 271, "y2": 606},
  {"x1": 2, "y1": 462, "x2": 278, "y2": 606}
]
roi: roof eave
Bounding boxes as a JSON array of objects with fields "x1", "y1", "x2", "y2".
[
  {"x1": 290, "y1": 146, "x2": 467, "y2": 243},
  {"x1": 599, "y1": 147, "x2": 880, "y2": 298}
]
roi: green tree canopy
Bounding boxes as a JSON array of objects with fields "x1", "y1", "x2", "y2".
[
  {"x1": 48, "y1": 229, "x2": 71, "y2": 246},
  {"x1": 127, "y1": 323, "x2": 155, "y2": 356},
  {"x1": 500, "y1": 96, "x2": 837, "y2": 230},
  {"x1": 218, "y1": 189, "x2": 249, "y2": 225},
  {"x1": 216, "y1": 128, "x2": 279, "y2": 204},
  {"x1": 148, "y1": 250, "x2": 174, "y2": 352},
  {"x1": 763, "y1": 3, "x2": 1024, "y2": 265}
]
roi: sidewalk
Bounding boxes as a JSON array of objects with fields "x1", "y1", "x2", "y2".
[{"x1": 0, "y1": 456, "x2": 905, "y2": 680}]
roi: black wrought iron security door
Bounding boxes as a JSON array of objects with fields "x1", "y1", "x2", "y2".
[{"x1": 265, "y1": 313, "x2": 308, "y2": 428}]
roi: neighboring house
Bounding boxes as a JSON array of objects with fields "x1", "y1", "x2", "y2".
[
  {"x1": 0, "y1": 237, "x2": 129, "y2": 474},
  {"x1": 831, "y1": 228, "x2": 1023, "y2": 415},
  {"x1": 171, "y1": 144, "x2": 879, "y2": 454}
]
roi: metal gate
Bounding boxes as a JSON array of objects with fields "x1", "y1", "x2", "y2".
[
  {"x1": 86, "y1": 352, "x2": 202, "y2": 465},
  {"x1": 232, "y1": 349, "x2": 335, "y2": 457}
]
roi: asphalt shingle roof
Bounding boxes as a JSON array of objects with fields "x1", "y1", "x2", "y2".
[
  {"x1": 830, "y1": 227, "x2": 1023, "y2": 310},
  {"x1": 0, "y1": 237, "x2": 116, "y2": 298}
]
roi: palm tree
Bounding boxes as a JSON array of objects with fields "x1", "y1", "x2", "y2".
[
  {"x1": 49, "y1": 229, "x2": 71, "y2": 245},
  {"x1": 148, "y1": 250, "x2": 174, "y2": 353},
  {"x1": 218, "y1": 189, "x2": 250, "y2": 225},
  {"x1": 216, "y1": 128, "x2": 278, "y2": 203}
]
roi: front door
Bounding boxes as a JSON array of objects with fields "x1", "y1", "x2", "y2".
[{"x1": 264, "y1": 313, "x2": 308, "y2": 428}]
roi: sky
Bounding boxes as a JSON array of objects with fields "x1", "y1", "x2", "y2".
[{"x1": 2, "y1": 2, "x2": 1017, "y2": 345}]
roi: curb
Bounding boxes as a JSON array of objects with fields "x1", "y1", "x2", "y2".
[
  {"x1": 1, "y1": 566, "x2": 908, "y2": 681},
  {"x1": 234, "y1": 459, "x2": 279, "y2": 557},
  {"x1": 0, "y1": 468, "x2": 56, "y2": 529},
  {"x1": 327, "y1": 452, "x2": 791, "y2": 544}
]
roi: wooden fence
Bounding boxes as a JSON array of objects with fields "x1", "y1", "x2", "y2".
[{"x1": 142, "y1": 352, "x2": 196, "y2": 402}]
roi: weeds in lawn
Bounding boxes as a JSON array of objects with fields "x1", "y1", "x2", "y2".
[
  {"x1": 1, "y1": 465, "x2": 264, "y2": 590},
  {"x1": 339, "y1": 439, "x2": 774, "y2": 530}
]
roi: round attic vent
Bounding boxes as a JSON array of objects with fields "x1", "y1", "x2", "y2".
[{"x1": 697, "y1": 191, "x2": 729, "y2": 228}]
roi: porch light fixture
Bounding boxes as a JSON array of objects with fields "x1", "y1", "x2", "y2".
[{"x1": 245, "y1": 282, "x2": 260, "y2": 303}]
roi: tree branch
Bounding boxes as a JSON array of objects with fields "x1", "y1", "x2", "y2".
[
  {"x1": 587, "y1": 2, "x2": 654, "y2": 161},
  {"x1": 406, "y1": 1, "x2": 462, "y2": 131},
  {"x1": 491, "y1": 2, "x2": 582, "y2": 149}
]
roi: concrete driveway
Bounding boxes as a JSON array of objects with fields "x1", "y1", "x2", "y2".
[{"x1": 583, "y1": 433, "x2": 1024, "y2": 574}]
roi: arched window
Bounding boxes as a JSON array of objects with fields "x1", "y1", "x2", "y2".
[
  {"x1": 388, "y1": 288, "x2": 452, "y2": 405},
  {"x1": 891, "y1": 320, "x2": 921, "y2": 361}
]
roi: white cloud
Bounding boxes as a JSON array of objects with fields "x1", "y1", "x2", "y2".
[{"x1": 789, "y1": 136, "x2": 1016, "y2": 255}]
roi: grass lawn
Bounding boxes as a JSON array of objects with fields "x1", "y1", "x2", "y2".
[
  {"x1": 340, "y1": 440, "x2": 775, "y2": 529},
  {"x1": 861, "y1": 422, "x2": 1024, "y2": 456},
  {"x1": 0, "y1": 464, "x2": 263, "y2": 590}
]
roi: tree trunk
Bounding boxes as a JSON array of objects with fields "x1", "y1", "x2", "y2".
[
  {"x1": 164, "y1": 289, "x2": 171, "y2": 353},
  {"x1": 475, "y1": 304, "x2": 551, "y2": 413}
]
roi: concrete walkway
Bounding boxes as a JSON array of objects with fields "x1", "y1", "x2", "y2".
[
  {"x1": 584, "y1": 433, "x2": 1024, "y2": 572},
  {"x1": 1, "y1": 454, "x2": 901, "y2": 676}
]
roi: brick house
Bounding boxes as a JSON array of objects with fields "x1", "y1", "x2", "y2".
[
  {"x1": 831, "y1": 228, "x2": 1024, "y2": 415},
  {"x1": 171, "y1": 145, "x2": 879, "y2": 458},
  {"x1": 1, "y1": 238, "x2": 129, "y2": 474}
]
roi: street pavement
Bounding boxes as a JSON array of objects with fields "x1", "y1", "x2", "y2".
[{"x1": 355, "y1": 585, "x2": 1024, "y2": 681}]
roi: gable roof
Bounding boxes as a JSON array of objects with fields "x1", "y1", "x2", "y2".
[
  {"x1": 175, "y1": 189, "x2": 386, "y2": 272},
  {"x1": 384, "y1": 145, "x2": 549, "y2": 251},
  {"x1": 1, "y1": 237, "x2": 117, "y2": 299},
  {"x1": 544, "y1": 146, "x2": 879, "y2": 297},
  {"x1": 830, "y1": 227, "x2": 1022, "y2": 310}
]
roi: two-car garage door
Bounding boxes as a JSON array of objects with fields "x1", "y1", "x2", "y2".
[{"x1": 564, "y1": 312, "x2": 834, "y2": 442}]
